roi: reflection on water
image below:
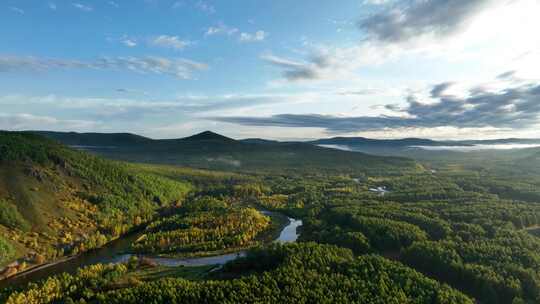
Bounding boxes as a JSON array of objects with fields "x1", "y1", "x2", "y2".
[
  {"x1": 276, "y1": 218, "x2": 302, "y2": 243},
  {"x1": 0, "y1": 233, "x2": 140, "y2": 289},
  {"x1": 0, "y1": 212, "x2": 302, "y2": 288}
]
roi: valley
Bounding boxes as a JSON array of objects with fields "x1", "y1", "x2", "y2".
[{"x1": 2, "y1": 131, "x2": 540, "y2": 303}]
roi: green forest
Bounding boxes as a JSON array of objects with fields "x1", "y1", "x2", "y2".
[
  {"x1": 2, "y1": 131, "x2": 540, "y2": 303},
  {"x1": 131, "y1": 199, "x2": 270, "y2": 255}
]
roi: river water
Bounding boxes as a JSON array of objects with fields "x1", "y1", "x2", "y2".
[{"x1": 0, "y1": 214, "x2": 302, "y2": 288}]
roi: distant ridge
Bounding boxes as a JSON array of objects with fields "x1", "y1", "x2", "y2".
[
  {"x1": 180, "y1": 131, "x2": 236, "y2": 142},
  {"x1": 310, "y1": 137, "x2": 468, "y2": 147},
  {"x1": 27, "y1": 129, "x2": 540, "y2": 174},
  {"x1": 310, "y1": 136, "x2": 540, "y2": 148},
  {"x1": 26, "y1": 130, "x2": 420, "y2": 174},
  {"x1": 240, "y1": 138, "x2": 280, "y2": 145},
  {"x1": 29, "y1": 131, "x2": 151, "y2": 147},
  {"x1": 28, "y1": 130, "x2": 540, "y2": 148}
]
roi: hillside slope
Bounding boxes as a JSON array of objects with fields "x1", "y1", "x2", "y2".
[{"x1": 0, "y1": 132, "x2": 191, "y2": 273}]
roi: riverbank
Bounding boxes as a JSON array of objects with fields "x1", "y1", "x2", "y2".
[
  {"x1": 0, "y1": 255, "x2": 75, "y2": 283},
  {"x1": 0, "y1": 211, "x2": 302, "y2": 289},
  {"x1": 126, "y1": 210, "x2": 290, "y2": 260},
  {"x1": 0, "y1": 216, "x2": 152, "y2": 284}
]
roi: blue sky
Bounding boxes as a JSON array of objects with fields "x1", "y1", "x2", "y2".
[{"x1": 1, "y1": 0, "x2": 540, "y2": 139}]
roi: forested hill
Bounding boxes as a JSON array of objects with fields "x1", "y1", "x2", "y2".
[
  {"x1": 30, "y1": 131, "x2": 152, "y2": 147},
  {"x1": 0, "y1": 131, "x2": 191, "y2": 270},
  {"x1": 31, "y1": 131, "x2": 421, "y2": 175},
  {"x1": 310, "y1": 136, "x2": 540, "y2": 148}
]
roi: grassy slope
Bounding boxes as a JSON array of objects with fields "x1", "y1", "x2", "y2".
[{"x1": 0, "y1": 131, "x2": 192, "y2": 269}]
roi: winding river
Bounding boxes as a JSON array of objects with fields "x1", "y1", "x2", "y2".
[{"x1": 0, "y1": 213, "x2": 302, "y2": 288}]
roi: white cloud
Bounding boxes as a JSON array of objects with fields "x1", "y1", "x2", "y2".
[
  {"x1": 9, "y1": 6, "x2": 24, "y2": 14},
  {"x1": 121, "y1": 39, "x2": 137, "y2": 47},
  {"x1": 206, "y1": 24, "x2": 268, "y2": 43},
  {"x1": 72, "y1": 3, "x2": 93, "y2": 12},
  {"x1": 48, "y1": 3, "x2": 57, "y2": 10},
  {"x1": 355, "y1": 0, "x2": 540, "y2": 67},
  {"x1": 151, "y1": 35, "x2": 192, "y2": 50},
  {"x1": 0, "y1": 113, "x2": 98, "y2": 131},
  {"x1": 358, "y1": 0, "x2": 503, "y2": 44},
  {"x1": 239, "y1": 31, "x2": 267, "y2": 42},
  {"x1": 0, "y1": 92, "x2": 311, "y2": 119},
  {"x1": 261, "y1": 54, "x2": 320, "y2": 81},
  {"x1": 261, "y1": 43, "x2": 392, "y2": 83},
  {"x1": 265, "y1": 0, "x2": 540, "y2": 86},
  {"x1": 363, "y1": 0, "x2": 391, "y2": 5},
  {"x1": 205, "y1": 23, "x2": 239, "y2": 36},
  {"x1": 108, "y1": 1, "x2": 119, "y2": 8},
  {"x1": 195, "y1": 1, "x2": 215, "y2": 14}
]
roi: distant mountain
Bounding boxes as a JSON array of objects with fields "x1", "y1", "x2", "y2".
[
  {"x1": 310, "y1": 137, "x2": 466, "y2": 147},
  {"x1": 310, "y1": 136, "x2": 540, "y2": 148},
  {"x1": 35, "y1": 131, "x2": 540, "y2": 152},
  {"x1": 179, "y1": 131, "x2": 236, "y2": 142},
  {"x1": 31, "y1": 130, "x2": 540, "y2": 173},
  {"x1": 31, "y1": 131, "x2": 420, "y2": 175},
  {"x1": 240, "y1": 138, "x2": 281, "y2": 145}
]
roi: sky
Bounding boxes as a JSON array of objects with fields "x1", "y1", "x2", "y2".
[{"x1": 1, "y1": 0, "x2": 540, "y2": 140}]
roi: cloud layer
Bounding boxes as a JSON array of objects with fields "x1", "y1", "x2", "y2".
[
  {"x1": 0, "y1": 92, "x2": 299, "y2": 124},
  {"x1": 0, "y1": 55, "x2": 208, "y2": 79},
  {"x1": 211, "y1": 80, "x2": 540, "y2": 133},
  {"x1": 0, "y1": 113, "x2": 97, "y2": 131}
]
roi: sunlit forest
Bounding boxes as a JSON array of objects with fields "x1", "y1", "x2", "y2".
[{"x1": 1, "y1": 131, "x2": 540, "y2": 303}]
